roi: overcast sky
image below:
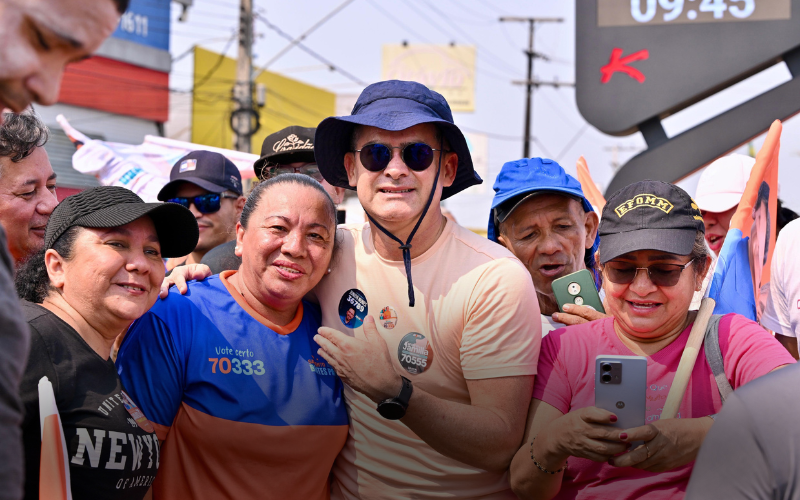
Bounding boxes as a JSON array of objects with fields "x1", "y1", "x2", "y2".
[{"x1": 168, "y1": 0, "x2": 800, "y2": 229}]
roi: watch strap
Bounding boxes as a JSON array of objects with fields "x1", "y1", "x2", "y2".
[{"x1": 396, "y1": 376, "x2": 413, "y2": 407}]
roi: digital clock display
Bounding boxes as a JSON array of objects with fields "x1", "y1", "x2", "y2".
[{"x1": 598, "y1": 0, "x2": 791, "y2": 26}]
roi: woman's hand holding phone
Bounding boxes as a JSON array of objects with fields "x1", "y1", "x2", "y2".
[
  {"x1": 609, "y1": 417, "x2": 714, "y2": 472},
  {"x1": 542, "y1": 407, "x2": 631, "y2": 464}
]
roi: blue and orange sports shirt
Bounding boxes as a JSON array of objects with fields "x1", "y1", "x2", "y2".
[{"x1": 116, "y1": 271, "x2": 348, "y2": 500}]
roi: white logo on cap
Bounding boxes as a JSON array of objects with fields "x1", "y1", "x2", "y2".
[
  {"x1": 179, "y1": 159, "x2": 197, "y2": 173},
  {"x1": 230, "y1": 176, "x2": 240, "y2": 189},
  {"x1": 273, "y1": 133, "x2": 313, "y2": 153}
]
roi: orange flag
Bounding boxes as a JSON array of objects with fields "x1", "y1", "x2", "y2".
[
  {"x1": 576, "y1": 156, "x2": 606, "y2": 212},
  {"x1": 39, "y1": 376, "x2": 72, "y2": 500},
  {"x1": 729, "y1": 120, "x2": 781, "y2": 321}
]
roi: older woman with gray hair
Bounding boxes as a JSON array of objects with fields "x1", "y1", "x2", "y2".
[{"x1": 15, "y1": 186, "x2": 197, "y2": 500}]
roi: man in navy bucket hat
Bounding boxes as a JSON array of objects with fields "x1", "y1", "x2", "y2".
[
  {"x1": 489, "y1": 158, "x2": 604, "y2": 335},
  {"x1": 312, "y1": 80, "x2": 542, "y2": 499}
]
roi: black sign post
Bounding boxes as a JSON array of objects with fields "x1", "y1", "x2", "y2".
[{"x1": 575, "y1": 0, "x2": 800, "y2": 195}]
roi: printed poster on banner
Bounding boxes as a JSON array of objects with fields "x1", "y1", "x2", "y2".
[{"x1": 708, "y1": 120, "x2": 781, "y2": 322}]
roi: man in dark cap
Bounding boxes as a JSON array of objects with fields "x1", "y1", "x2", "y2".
[
  {"x1": 157, "y1": 151, "x2": 244, "y2": 271},
  {"x1": 311, "y1": 80, "x2": 541, "y2": 498},
  {"x1": 254, "y1": 125, "x2": 345, "y2": 206}
]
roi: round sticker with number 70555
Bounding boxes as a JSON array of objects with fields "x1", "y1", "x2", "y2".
[{"x1": 397, "y1": 332, "x2": 434, "y2": 375}]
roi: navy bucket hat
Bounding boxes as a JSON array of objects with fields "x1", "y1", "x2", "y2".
[
  {"x1": 315, "y1": 80, "x2": 482, "y2": 199},
  {"x1": 489, "y1": 157, "x2": 600, "y2": 278}
]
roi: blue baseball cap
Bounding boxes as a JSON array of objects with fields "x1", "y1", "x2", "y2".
[
  {"x1": 488, "y1": 157, "x2": 596, "y2": 242},
  {"x1": 315, "y1": 80, "x2": 482, "y2": 200}
]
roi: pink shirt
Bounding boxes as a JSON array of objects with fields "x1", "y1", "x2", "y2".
[{"x1": 532, "y1": 313, "x2": 794, "y2": 500}]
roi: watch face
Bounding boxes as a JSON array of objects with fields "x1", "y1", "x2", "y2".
[{"x1": 377, "y1": 401, "x2": 406, "y2": 420}]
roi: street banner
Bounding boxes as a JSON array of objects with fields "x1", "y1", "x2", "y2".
[
  {"x1": 57, "y1": 115, "x2": 259, "y2": 202},
  {"x1": 707, "y1": 120, "x2": 781, "y2": 321}
]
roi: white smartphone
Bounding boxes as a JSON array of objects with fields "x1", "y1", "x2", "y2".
[{"x1": 595, "y1": 355, "x2": 647, "y2": 447}]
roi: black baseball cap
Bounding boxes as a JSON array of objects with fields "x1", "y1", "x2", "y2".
[
  {"x1": 598, "y1": 180, "x2": 705, "y2": 263},
  {"x1": 253, "y1": 126, "x2": 316, "y2": 180},
  {"x1": 45, "y1": 186, "x2": 198, "y2": 258},
  {"x1": 157, "y1": 151, "x2": 243, "y2": 201}
]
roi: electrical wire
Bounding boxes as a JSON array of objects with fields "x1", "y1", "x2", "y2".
[
  {"x1": 365, "y1": 0, "x2": 514, "y2": 83},
  {"x1": 171, "y1": 33, "x2": 236, "y2": 62},
  {"x1": 193, "y1": 32, "x2": 237, "y2": 90},
  {"x1": 459, "y1": 125, "x2": 553, "y2": 157},
  {"x1": 555, "y1": 124, "x2": 589, "y2": 162},
  {"x1": 254, "y1": 14, "x2": 368, "y2": 86},
  {"x1": 256, "y1": 0, "x2": 357, "y2": 70},
  {"x1": 412, "y1": 0, "x2": 521, "y2": 77}
]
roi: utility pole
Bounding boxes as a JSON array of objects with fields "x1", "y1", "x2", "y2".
[
  {"x1": 499, "y1": 17, "x2": 565, "y2": 158},
  {"x1": 232, "y1": 0, "x2": 255, "y2": 153}
]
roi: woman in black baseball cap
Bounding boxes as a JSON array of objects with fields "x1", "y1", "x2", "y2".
[
  {"x1": 14, "y1": 186, "x2": 197, "y2": 500},
  {"x1": 510, "y1": 180, "x2": 793, "y2": 500}
]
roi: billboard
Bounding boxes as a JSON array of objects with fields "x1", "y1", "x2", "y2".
[
  {"x1": 382, "y1": 44, "x2": 476, "y2": 113},
  {"x1": 192, "y1": 47, "x2": 336, "y2": 151}
]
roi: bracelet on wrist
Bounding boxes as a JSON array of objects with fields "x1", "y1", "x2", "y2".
[{"x1": 530, "y1": 437, "x2": 567, "y2": 475}]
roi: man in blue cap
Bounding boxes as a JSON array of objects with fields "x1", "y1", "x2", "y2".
[
  {"x1": 157, "y1": 150, "x2": 245, "y2": 271},
  {"x1": 311, "y1": 81, "x2": 542, "y2": 499},
  {"x1": 489, "y1": 158, "x2": 604, "y2": 335}
]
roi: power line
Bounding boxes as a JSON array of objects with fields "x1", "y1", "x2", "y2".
[
  {"x1": 500, "y1": 16, "x2": 565, "y2": 158},
  {"x1": 413, "y1": 0, "x2": 521, "y2": 77},
  {"x1": 555, "y1": 124, "x2": 589, "y2": 162},
  {"x1": 256, "y1": 0, "x2": 357, "y2": 70},
  {"x1": 365, "y1": 0, "x2": 515, "y2": 83},
  {"x1": 193, "y1": 32, "x2": 237, "y2": 89},
  {"x1": 171, "y1": 33, "x2": 236, "y2": 62},
  {"x1": 254, "y1": 14, "x2": 368, "y2": 86},
  {"x1": 459, "y1": 126, "x2": 553, "y2": 157}
]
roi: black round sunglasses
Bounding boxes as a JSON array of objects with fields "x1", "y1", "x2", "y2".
[{"x1": 353, "y1": 142, "x2": 449, "y2": 172}]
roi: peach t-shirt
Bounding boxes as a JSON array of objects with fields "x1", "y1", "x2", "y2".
[{"x1": 315, "y1": 220, "x2": 542, "y2": 499}]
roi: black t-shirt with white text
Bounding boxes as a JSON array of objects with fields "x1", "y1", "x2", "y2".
[{"x1": 19, "y1": 302, "x2": 158, "y2": 500}]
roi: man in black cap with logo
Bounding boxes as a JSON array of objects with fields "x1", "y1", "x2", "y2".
[
  {"x1": 253, "y1": 125, "x2": 345, "y2": 207},
  {"x1": 310, "y1": 80, "x2": 541, "y2": 499},
  {"x1": 157, "y1": 151, "x2": 245, "y2": 271}
]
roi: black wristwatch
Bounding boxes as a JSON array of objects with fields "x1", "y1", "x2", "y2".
[{"x1": 377, "y1": 376, "x2": 413, "y2": 420}]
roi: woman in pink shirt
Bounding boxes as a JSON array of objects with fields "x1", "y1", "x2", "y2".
[{"x1": 509, "y1": 181, "x2": 794, "y2": 500}]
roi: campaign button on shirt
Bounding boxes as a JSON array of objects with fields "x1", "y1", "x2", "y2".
[
  {"x1": 379, "y1": 306, "x2": 398, "y2": 330},
  {"x1": 339, "y1": 289, "x2": 368, "y2": 329},
  {"x1": 397, "y1": 332, "x2": 434, "y2": 375}
]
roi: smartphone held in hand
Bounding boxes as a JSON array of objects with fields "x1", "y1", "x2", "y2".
[
  {"x1": 552, "y1": 269, "x2": 605, "y2": 314},
  {"x1": 595, "y1": 355, "x2": 647, "y2": 446}
]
